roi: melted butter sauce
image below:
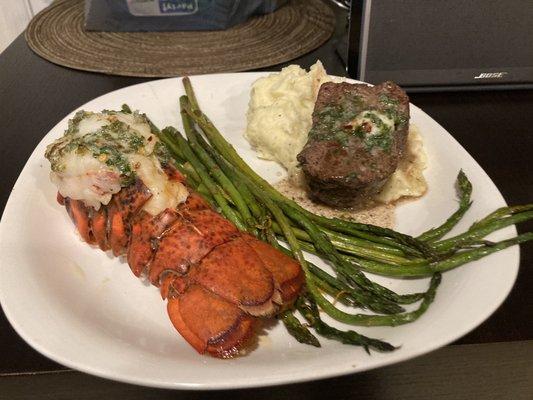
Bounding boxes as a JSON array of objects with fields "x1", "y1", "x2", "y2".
[{"x1": 274, "y1": 176, "x2": 396, "y2": 229}]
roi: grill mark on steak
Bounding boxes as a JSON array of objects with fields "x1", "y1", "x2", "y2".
[{"x1": 296, "y1": 81, "x2": 410, "y2": 207}]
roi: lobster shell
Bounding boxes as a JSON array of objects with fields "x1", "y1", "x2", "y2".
[{"x1": 59, "y1": 173, "x2": 304, "y2": 358}]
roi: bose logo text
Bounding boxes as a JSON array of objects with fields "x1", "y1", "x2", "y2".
[{"x1": 474, "y1": 72, "x2": 508, "y2": 79}]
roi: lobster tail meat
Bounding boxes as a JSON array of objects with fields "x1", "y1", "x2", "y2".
[
  {"x1": 128, "y1": 193, "x2": 213, "y2": 278},
  {"x1": 127, "y1": 209, "x2": 179, "y2": 277},
  {"x1": 167, "y1": 285, "x2": 256, "y2": 358},
  {"x1": 91, "y1": 207, "x2": 110, "y2": 251},
  {"x1": 107, "y1": 180, "x2": 152, "y2": 256},
  {"x1": 148, "y1": 207, "x2": 240, "y2": 284},
  {"x1": 64, "y1": 198, "x2": 95, "y2": 245},
  {"x1": 45, "y1": 108, "x2": 304, "y2": 357},
  {"x1": 243, "y1": 234, "x2": 304, "y2": 304},
  {"x1": 188, "y1": 236, "x2": 281, "y2": 317}
]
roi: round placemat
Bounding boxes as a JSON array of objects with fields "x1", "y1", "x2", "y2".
[{"x1": 25, "y1": 0, "x2": 335, "y2": 77}]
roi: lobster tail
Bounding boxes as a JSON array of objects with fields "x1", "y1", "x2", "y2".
[
  {"x1": 64, "y1": 198, "x2": 95, "y2": 246},
  {"x1": 166, "y1": 283, "x2": 256, "y2": 358},
  {"x1": 58, "y1": 177, "x2": 304, "y2": 357},
  {"x1": 106, "y1": 180, "x2": 152, "y2": 256}
]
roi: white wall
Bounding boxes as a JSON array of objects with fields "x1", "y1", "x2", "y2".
[{"x1": 0, "y1": 0, "x2": 53, "y2": 54}]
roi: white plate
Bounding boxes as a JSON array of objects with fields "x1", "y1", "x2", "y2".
[{"x1": 0, "y1": 73, "x2": 519, "y2": 390}]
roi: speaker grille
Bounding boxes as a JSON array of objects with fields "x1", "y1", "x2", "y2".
[{"x1": 352, "y1": 0, "x2": 533, "y2": 88}]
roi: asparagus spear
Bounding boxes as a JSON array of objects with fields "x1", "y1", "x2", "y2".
[
  {"x1": 161, "y1": 127, "x2": 246, "y2": 231},
  {"x1": 182, "y1": 76, "x2": 200, "y2": 111},
  {"x1": 350, "y1": 233, "x2": 533, "y2": 277},
  {"x1": 433, "y1": 211, "x2": 533, "y2": 253},
  {"x1": 279, "y1": 202, "x2": 425, "y2": 305},
  {"x1": 418, "y1": 170, "x2": 473, "y2": 242},
  {"x1": 273, "y1": 222, "x2": 424, "y2": 266},
  {"x1": 306, "y1": 262, "x2": 406, "y2": 313},
  {"x1": 280, "y1": 310, "x2": 321, "y2": 347},
  {"x1": 431, "y1": 233, "x2": 533, "y2": 272},
  {"x1": 306, "y1": 273, "x2": 441, "y2": 327},
  {"x1": 470, "y1": 204, "x2": 533, "y2": 230},
  {"x1": 179, "y1": 96, "x2": 256, "y2": 232},
  {"x1": 182, "y1": 117, "x2": 266, "y2": 222},
  {"x1": 297, "y1": 293, "x2": 395, "y2": 353}
]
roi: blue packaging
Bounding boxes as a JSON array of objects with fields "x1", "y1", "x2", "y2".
[{"x1": 85, "y1": 0, "x2": 288, "y2": 31}]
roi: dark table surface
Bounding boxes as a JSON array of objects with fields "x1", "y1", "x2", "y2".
[{"x1": 1, "y1": 4, "x2": 532, "y2": 399}]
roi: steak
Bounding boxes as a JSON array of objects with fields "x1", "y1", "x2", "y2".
[{"x1": 296, "y1": 81, "x2": 410, "y2": 207}]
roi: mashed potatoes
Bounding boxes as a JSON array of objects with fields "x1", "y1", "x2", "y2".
[
  {"x1": 244, "y1": 61, "x2": 427, "y2": 204},
  {"x1": 244, "y1": 61, "x2": 332, "y2": 178},
  {"x1": 375, "y1": 125, "x2": 427, "y2": 203}
]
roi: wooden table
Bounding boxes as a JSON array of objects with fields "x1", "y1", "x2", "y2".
[{"x1": 0, "y1": 5, "x2": 532, "y2": 399}]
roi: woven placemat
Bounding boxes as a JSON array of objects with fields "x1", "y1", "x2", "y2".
[{"x1": 25, "y1": 0, "x2": 335, "y2": 77}]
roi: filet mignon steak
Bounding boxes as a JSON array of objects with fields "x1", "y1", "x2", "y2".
[{"x1": 296, "y1": 81, "x2": 410, "y2": 207}]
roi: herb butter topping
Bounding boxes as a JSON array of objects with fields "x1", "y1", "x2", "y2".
[
  {"x1": 45, "y1": 107, "x2": 188, "y2": 214},
  {"x1": 310, "y1": 106, "x2": 399, "y2": 152}
]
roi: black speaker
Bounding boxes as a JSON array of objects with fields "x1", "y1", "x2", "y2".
[{"x1": 347, "y1": 0, "x2": 533, "y2": 91}]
